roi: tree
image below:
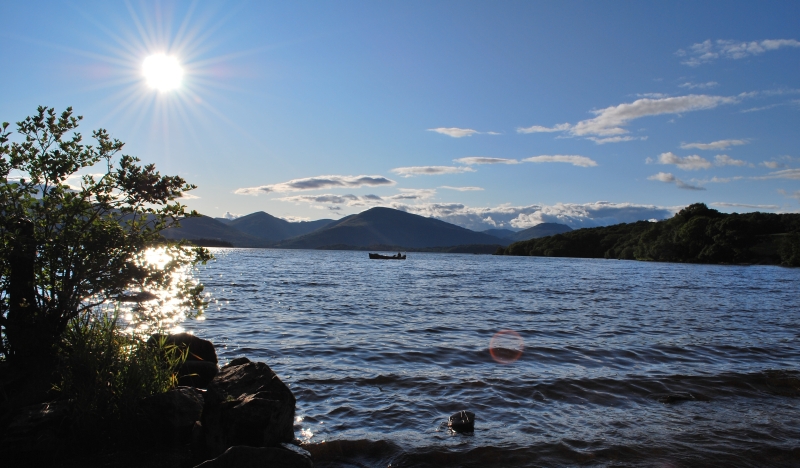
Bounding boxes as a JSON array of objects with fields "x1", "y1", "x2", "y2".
[{"x1": 0, "y1": 106, "x2": 209, "y2": 365}]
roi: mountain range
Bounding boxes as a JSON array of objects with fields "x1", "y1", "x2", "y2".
[{"x1": 160, "y1": 207, "x2": 572, "y2": 250}]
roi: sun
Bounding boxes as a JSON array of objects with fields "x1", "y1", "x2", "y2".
[{"x1": 143, "y1": 54, "x2": 183, "y2": 92}]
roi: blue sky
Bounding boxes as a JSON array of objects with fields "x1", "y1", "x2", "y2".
[{"x1": 2, "y1": 1, "x2": 799, "y2": 230}]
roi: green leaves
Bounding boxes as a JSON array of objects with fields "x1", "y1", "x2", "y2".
[{"x1": 1, "y1": 107, "x2": 210, "y2": 362}]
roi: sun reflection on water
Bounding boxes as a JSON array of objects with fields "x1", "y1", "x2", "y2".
[{"x1": 115, "y1": 246, "x2": 207, "y2": 335}]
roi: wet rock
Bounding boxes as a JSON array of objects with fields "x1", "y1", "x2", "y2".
[
  {"x1": 448, "y1": 410, "x2": 475, "y2": 433},
  {"x1": 193, "y1": 445, "x2": 313, "y2": 468},
  {"x1": 201, "y1": 360, "x2": 296, "y2": 457},
  {"x1": 0, "y1": 400, "x2": 72, "y2": 455},
  {"x1": 227, "y1": 356, "x2": 251, "y2": 367},
  {"x1": 149, "y1": 333, "x2": 219, "y2": 388},
  {"x1": 140, "y1": 386, "x2": 204, "y2": 442}
]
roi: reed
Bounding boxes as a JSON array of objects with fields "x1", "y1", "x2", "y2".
[{"x1": 54, "y1": 310, "x2": 187, "y2": 431}]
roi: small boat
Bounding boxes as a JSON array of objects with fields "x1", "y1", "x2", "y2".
[{"x1": 369, "y1": 253, "x2": 406, "y2": 260}]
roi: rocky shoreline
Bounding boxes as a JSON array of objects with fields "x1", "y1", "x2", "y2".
[{"x1": 0, "y1": 334, "x2": 313, "y2": 468}]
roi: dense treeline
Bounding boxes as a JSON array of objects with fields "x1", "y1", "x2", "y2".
[{"x1": 499, "y1": 203, "x2": 800, "y2": 267}]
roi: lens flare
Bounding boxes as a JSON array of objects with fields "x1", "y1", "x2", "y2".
[
  {"x1": 489, "y1": 330, "x2": 524, "y2": 364},
  {"x1": 143, "y1": 54, "x2": 183, "y2": 91}
]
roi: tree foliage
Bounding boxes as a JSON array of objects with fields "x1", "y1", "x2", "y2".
[
  {"x1": 501, "y1": 203, "x2": 800, "y2": 266},
  {"x1": 0, "y1": 106, "x2": 210, "y2": 364}
]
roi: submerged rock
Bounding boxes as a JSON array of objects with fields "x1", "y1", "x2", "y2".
[
  {"x1": 448, "y1": 410, "x2": 475, "y2": 433},
  {"x1": 650, "y1": 392, "x2": 696, "y2": 403},
  {"x1": 201, "y1": 359, "x2": 296, "y2": 457},
  {"x1": 193, "y1": 445, "x2": 312, "y2": 468}
]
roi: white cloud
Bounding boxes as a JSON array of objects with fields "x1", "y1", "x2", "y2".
[
  {"x1": 387, "y1": 189, "x2": 436, "y2": 200},
  {"x1": 681, "y1": 139, "x2": 749, "y2": 150},
  {"x1": 390, "y1": 166, "x2": 475, "y2": 177},
  {"x1": 714, "y1": 154, "x2": 749, "y2": 167},
  {"x1": 178, "y1": 192, "x2": 200, "y2": 200},
  {"x1": 679, "y1": 39, "x2": 800, "y2": 66},
  {"x1": 679, "y1": 81, "x2": 719, "y2": 89},
  {"x1": 711, "y1": 202, "x2": 779, "y2": 210},
  {"x1": 572, "y1": 95, "x2": 738, "y2": 137},
  {"x1": 587, "y1": 136, "x2": 646, "y2": 144},
  {"x1": 223, "y1": 211, "x2": 241, "y2": 220},
  {"x1": 778, "y1": 189, "x2": 800, "y2": 201},
  {"x1": 428, "y1": 127, "x2": 479, "y2": 138},
  {"x1": 235, "y1": 175, "x2": 395, "y2": 195},
  {"x1": 692, "y1": 176, "x2": 744, "y2": 184},
  {"x1": 523, "y1": 155, "x2": 598, "y2": 167},
  {"x1": 761, "y1": 160, "x2": 784, "y2": 169},
  {"x1": 756, "y1": 168, "x2": 800, "y2": 180},
  {"x1": 516, "y1": 123, "x2": 571, "y2": 134},
  {"x1": 518, "y1": 94, "x2": 738, "y2": 143},
  {"x1": 648, "y1": 172, "x2": 706, "y2": 190},
  {"x1": 439, "y1": 186, "x2": 484, "y2": 191},
  {"x1": 397, "y1": 201, "x2": 674, "y2": 230},
  {"x1": 454, "y1": 157, "x2": 519, "y2": 165},
  {"x1": 651, "y1": 152, "x2": 712, "y2": 170}
]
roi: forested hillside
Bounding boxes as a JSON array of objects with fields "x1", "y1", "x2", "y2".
[{"x1": 499, "y1": 203, "x2": 800, "y2": 266}]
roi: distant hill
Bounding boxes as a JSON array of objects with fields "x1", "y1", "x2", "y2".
[
  {"x1": 481, "y1": 228, "x2": 517, "y2": 239},
  {"x1": 499, "y1": 203, "x2": 800, "y2": 266},
  {"x1": 228, "y1": 211, "x2": 334, "y2": 242},
  {"x1": 160, "y1": 216, "x2": 271, "y2": 248},
  {"x1": 508, "y1": 223, "x2": 572, "y2": 242},
  {"x1": 274, "y1": 207, "x2": 504, "y2": 249}
]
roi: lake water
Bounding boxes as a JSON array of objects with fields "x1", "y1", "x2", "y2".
[{"x1": 183, "y1": 248, "x2": 800, "y2": 467}]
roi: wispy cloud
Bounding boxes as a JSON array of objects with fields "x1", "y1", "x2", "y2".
[
  {"x1": 454, "y1": 157, "x2": 519, "y2": 165},
  {"x1": 677, "y1": 39, "x2": 800, "y2": 66},
  {"x1": 572, "y1": 95, "x2": 737, "y2": 137},
  {"x1": 648, "y1": 172, "x2": 706, "y2": 190},
  {"x1": 679, "y1": 81, "x2": 718, "y2": 89},
  {"x1": 755, "y1": 168, "x2": 800, "y2": 180},
  {"x1": 648, "y1": 152, "x2": 712, "y2": 170},
  {"x1": 711, "y1": 202, "x2": 779, "y2": 210},
  {"x1": 523, "y1": 155, "x2": 598, "y2": 167},
  {"x1": 587, "y1": 136, "x2": 646, "y2": 144},
  {"x1": 235, "y1": 175, "x2": 395, "y2": 195},
  {"x1": 390, "y1": 166, "x2": 475, "y2": 177},
  {"x1": 428, "y1": 127, "x2": 499, "y2": 138},
  {"x1": 778, "y1": 189, "x2": 800, "y2": 201},
  {"x1": 519, "y1": 94, "x2": 737, "y2": 143},
  {"x1": 681, "y1": 139, "x2": 748, "y2": 150},
  {"x1": 761, "y1": 160, "x2": 784, "y2": 169},
  {"x1": 714, "y1": 154, "x2": 749, "y2": 167},
  {"x1": 439, "y1": 186, "x2": 484, "y2": 191},
  {"x1": 516, "y1": 123, "x2": 571, "y2": 134}
]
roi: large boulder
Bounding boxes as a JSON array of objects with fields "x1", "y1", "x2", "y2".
[
  {"x1": 201, "y1": 358, "x2": 296, "y2": 457},
  {"x1": 193, "y1": 444, "x2": 312, "y2": 468},
  {"x1": 139, "y1": 386, "x2": 204, "y2": 442},
  {"x1": 0, "y1": 400, "x2": 72, "y2": 457},
  {"x1": 149, "y1": 333, "x2": 219, "y2": 388}
]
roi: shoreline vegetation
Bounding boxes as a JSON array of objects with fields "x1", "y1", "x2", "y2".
[
  {"x1": 183, "y1": 203, "x2": 800, "y2": 267},
  {"x1": 496, "y1": 203, "x2": 800, "y2": 267}
]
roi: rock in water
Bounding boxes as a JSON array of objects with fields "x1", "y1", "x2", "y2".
[
  {"x1": 201, "y1": 359, "x2": 296, "y2": 456},
  {"x1": 149, "y1": 333, "x2": 219, "y2": 388},
  {"x1": 448, "y1": 410, "x2": 475, "y2": 433},
  {"x1": 193, "y1": 445, "x2": 312, "y2": 468}
]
